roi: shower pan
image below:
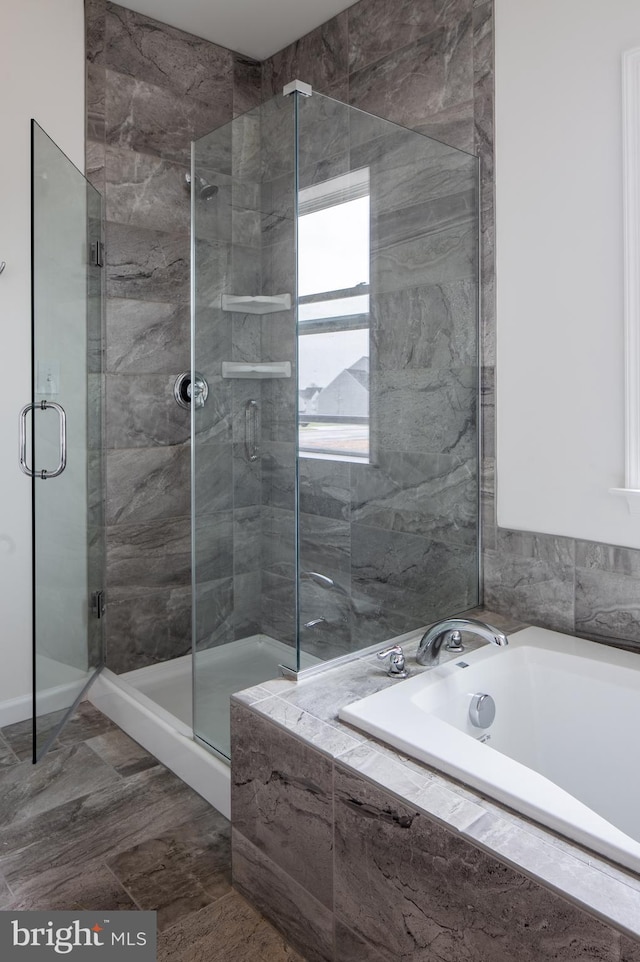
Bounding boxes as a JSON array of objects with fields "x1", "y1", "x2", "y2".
[{"x1": 91, "y1": 83, "x2": 480, "y2": 809}]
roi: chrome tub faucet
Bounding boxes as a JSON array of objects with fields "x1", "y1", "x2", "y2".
[{"x1": 416, "y1": 617, "x2": 508, "y2": 666}]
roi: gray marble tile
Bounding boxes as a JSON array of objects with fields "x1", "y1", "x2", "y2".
[
  {"x1": 106, "y1": 808, "x2": 231, "y2": 931},
  {"x1": 158, "y1": 888, "x2": 305, "y2": 962},
  {"x1": 349, "y1": 20, "x2": 473, "y2": 138},
  {"x1": 105, "y1": 147, "x2": 190, "y2": 234},
  {"x1": 193, "y1": 441, "x2": 234, "y2": 516},
  {"x1": 232, "y1": 830, "x2": 333, "y2": 962},
  {"x1": 106, "y1": 221, "x2": 190, "y2": 303},
  {"x1": 105, "y1": 3, "x2": 233, "y2": 109},
  {"x1": 85, "y1": 728, "x2": 159, "y2": 779},
  {"x1": 299, "y1": 575, "x2": 353, "y2": 661},
  {"x1": 299, "y1": 512, "x2": 351, "y2": 576},
  {"x1": 231, "y1": 702, "x2": 333, "y2": 909},
  {"x1": 105, "y1": 584, "x2": 191, "y2": 673},
  {"x1": 350, "y1": 529, "x2": 478, "y2": 646},
  {"x1": 106, "y1": 298, "x2": 189, "y2": 375},
  {"x1": 232, "y1": 444, "x2": 262, "y2": 510},
  {"x1": 0, "y1": 733, "x2": 18, "y2": 769},
  {"x1": 233, "y1": 54, "x2": 262, "y2": 116},
  {"x1": 106, "y1": 374, "x2": 190, "y2": 448},
  {"x1": 371, "y1": 279, "x2": 477, "y2": 371},
  {"x1": 2, "y1": 703, "x2": 115, "y2": 761},
  {"x1": 335, "y1": 919, "x2": 387, "y2": 962},
  {"x1": 372, "y1": 197, "x2": 477, "y2": 294},
  {"x1": 106, "y1": 446, "x2": 191, "y2": 525},
  {"x1": 575, "y1": 541, "x2": 640, "y2": 577},
  {"x1": 333, "y1": 764, "x2": 620, "y2": 962},
  {"x1": 261, "y1": 441, "x2": 296, "y2": 511},
  {"x1": 262, "y1": 12, "x2": 349, "y2": 98},
  {"x1": 194, "y1": 577, "x2": 234, "y2": 649},
  {"x1": 465, "y1": 811, "x2": 640, "y2": 939},
  {"x1": 246, "y1": 695, "x2": 363, "y2": 760},
  {"x1": 233, "y1": 572, "x2": 262, "y2": 639},
  {"x1": 481, "y1": 363, "x2": 495, "y2": 459},
  {"x1": 351, "y1": 452, "x2": 477, "y2": 545},
  {"x1": 259, "y1": 565, "x2": 295, "y2": 650},
  {"x1": 0, "y1": 764, "x2": 210, "y2": 888},
  {"x1": 86, "y1": 137, "x2": 106, "y2": 194},
  {"x1": 107, "y1": 518, "x2": 191, "y2": 589},
  {"x1": 260, "y1": 374, "x2": 298, "y2": 444},
  {"x1": 194, "y1": 513, "x2": 234, "y2": 583},
  {"x1": 86, "y1": 0, "x2": 105, "y2": 65},
  {"x1": 87, "y1": 63, "x2": 106, "y2": 141},
  {"x1": 481, "y1": 456, "x2": 496, "y2": 549},
  {"x1": 497, "y1": 528, "x2": 575, "y2": 566},
  {"x1": 105, "y1": 69, "x2": 229, "y2": 166},
  {"x1": 575, "y1": 568, "x2": 640, "y2": 648},
  {"x1": 373, "y1": 367, "x2": 477, "y2": 459},
  {"x1": 0, "y1": 744, "x2": 119, "y2": 826},
  {"x1": 261, "y1": 173, "x2": 294, "y2": 249},
  {"x1": 484, "y1": 551, "x2": 576, "y2": 634},
  {"x1": 348, "y1": 0, "x2": 470, "y2": 74},
  {"x1": 233, "y1": 506, "x2": 261, "y2": 575},
  {"x1": 193, "y1": 375, "x2": 233, "y2": 443},
  {"x1": 7, "y1": 862, "x2": 137, "y2": 912},
  {"x1": 231, "y1": 685, "x2": 273, "y2": 708},
  {"x1": 262, "y1": 507, "x2": 296, "y2": 579},
  {"x1": 622, "y1": 936, "x2": 640, "y2": 961},
  {"x1": 298, "y1": 457, "x2": 351, "y2": 521},
  {"x1": 295, "y1": 90, "x2": 352, "y2": 176}
]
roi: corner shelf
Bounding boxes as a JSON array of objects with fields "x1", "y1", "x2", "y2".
[
  {"x1": 221, "y1": 293, "x2": 291, "y2": 315},
  {"x1": 221, "y1": 361, "x2": 292, "y2": 379}
]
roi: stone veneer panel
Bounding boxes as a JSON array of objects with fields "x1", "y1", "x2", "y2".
[{"x1": 231, "y1": 683, "x2": 640, "y2": 962}]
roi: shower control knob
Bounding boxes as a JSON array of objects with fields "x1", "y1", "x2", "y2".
[{"x1": 469, "y1": 692, "x2": 495, "y2": 729}]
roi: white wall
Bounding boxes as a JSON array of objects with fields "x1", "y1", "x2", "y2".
[
  {"x1": 495, "y1": 0, "x2": 640, "y2": 548},
  {"x1": 0, "y1": 0, "x2": 85, "y2": 706}
]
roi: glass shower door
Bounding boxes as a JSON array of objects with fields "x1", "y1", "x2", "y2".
[
  {"x1": 191, "y1": 95, "x2": 299, "y2": 759},
  {"x1": 28, "y1": 121, "x2": 105, "y2": 761}
]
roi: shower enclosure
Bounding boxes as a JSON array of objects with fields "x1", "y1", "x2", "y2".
[{"x1": 191, "y1": 86, "x2": 480, "y2": 759}]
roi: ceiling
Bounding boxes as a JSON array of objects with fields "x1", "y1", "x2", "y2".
[{"x1": 120, "y1": 0, "x2": 355, "y2": 61}]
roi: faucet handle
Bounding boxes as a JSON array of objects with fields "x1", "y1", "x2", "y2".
[
  {"x1": 377, "y1": 645, "x2": 409, "y2": 678},
  {"x1": 445, "y1": 629, "x2": 464, "y2": 653}
]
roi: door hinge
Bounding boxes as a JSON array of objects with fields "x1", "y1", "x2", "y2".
[
  {"x1": 91, "y1": 590, "x2": 105, "y2": 619},
  {"x1": 90, "y1": 240, "x2": 104, "y2": 268}
]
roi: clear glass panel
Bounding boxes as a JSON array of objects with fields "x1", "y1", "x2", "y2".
[
  {"x1": 296, "y1": 93, "x2": 479, "y2": 664},
  {"x1": 191, "y1": 94, "x2": 299, "y2": 760},
  {"x1": 31, "y1": 121, "x2": 105, "y2": 760},
  {"x1": 192, "y1": 89, "x2": 479, "y2": 755}
]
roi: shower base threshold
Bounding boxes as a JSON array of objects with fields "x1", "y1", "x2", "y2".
[{"x1": 88, "y1": 635, "x2": 309, "y2": 819}]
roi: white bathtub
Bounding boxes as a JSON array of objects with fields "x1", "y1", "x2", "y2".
[{"x1": 340, "y1": 626, "x2": 640, "y2": 875}]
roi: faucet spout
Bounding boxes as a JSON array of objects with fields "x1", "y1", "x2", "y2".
[{"x1": 416, "y1": 617, "x2": 508, "y2": 667}]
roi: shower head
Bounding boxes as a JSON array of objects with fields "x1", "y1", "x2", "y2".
[{"x1": 185, "y1": 172, "x2": 218, "y2": 200}]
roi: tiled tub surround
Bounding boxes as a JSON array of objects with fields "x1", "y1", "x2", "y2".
[{"x1": 230, "y1": 611, "x2": 640, "y2": 962}]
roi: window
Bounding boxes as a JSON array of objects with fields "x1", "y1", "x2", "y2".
[{"x1": 297, "y1": 169, "x2": 370, "y2": 460}]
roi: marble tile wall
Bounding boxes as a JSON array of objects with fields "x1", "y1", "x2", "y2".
[
  {"x1": 262, "y1": 0, "x2": 640, "y2": 651},
  {"x1": 231, "y1": 697, "x2": 638, "y2": 962},
  {"x1": 86, "y1": 2, "x2": 262, "y2": 672},
  {"x1": 261, "y1": 1, "x2": 485, "y2": 658}
]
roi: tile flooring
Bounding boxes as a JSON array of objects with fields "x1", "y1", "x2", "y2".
[{"x1": 0, "y1": 702, "x2": 304, "y2": 962}]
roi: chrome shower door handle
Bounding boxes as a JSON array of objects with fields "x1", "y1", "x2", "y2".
[{"x1": 19, "y1": 400, "x2": 67, "y2": 479}]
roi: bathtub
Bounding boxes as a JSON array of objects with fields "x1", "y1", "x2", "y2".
[{"x1": 340, "y1": 626, "x2": 640, "y2": 875}]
